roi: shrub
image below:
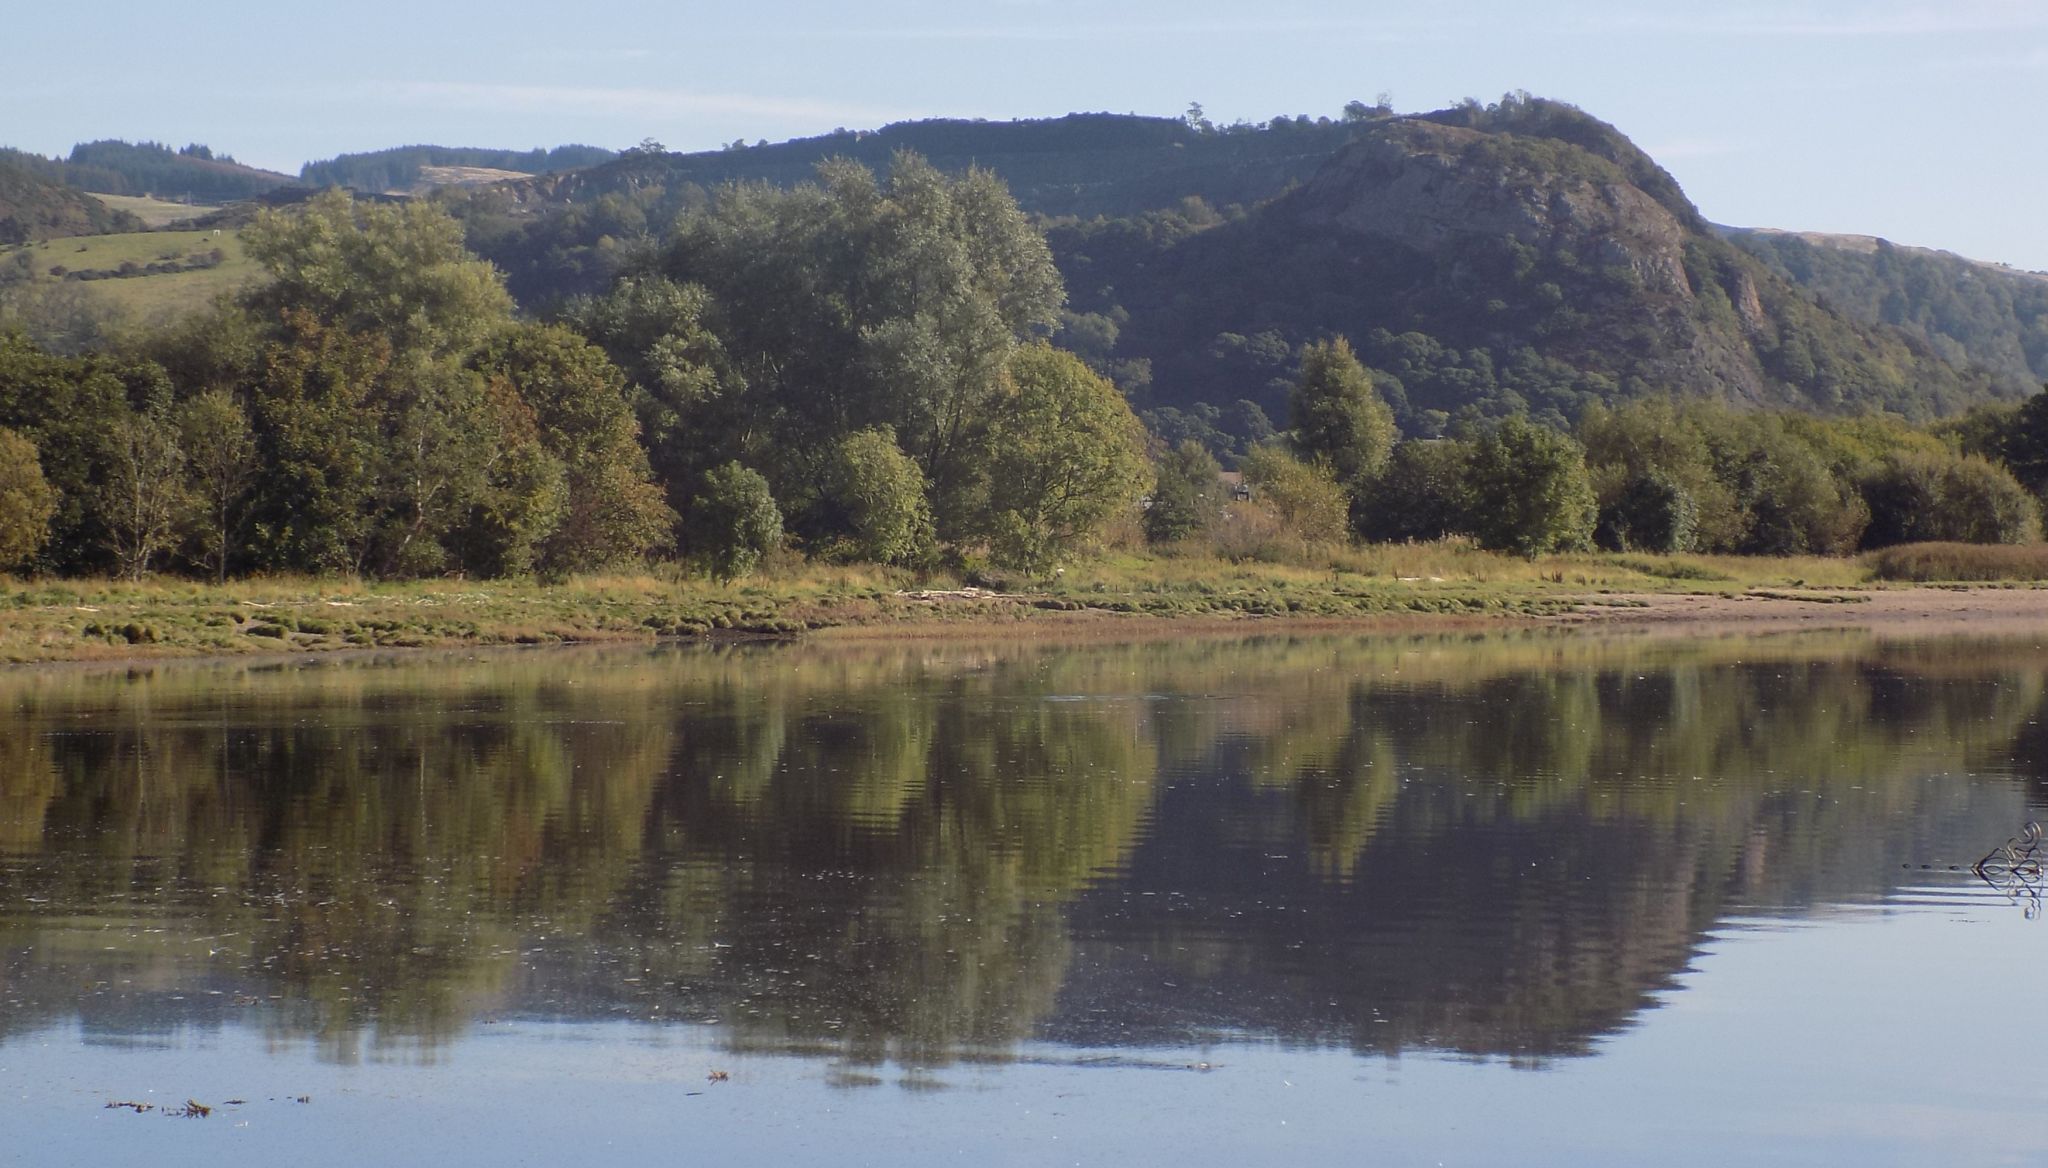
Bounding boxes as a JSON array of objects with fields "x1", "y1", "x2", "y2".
[
  {"x1": 1866, "y1": 542, "x2": 2048, "y2": 582},
  {"x1": 1596, "y1": 470, "x2": 1699, "y2": 553},
  {"x1": 1861, "y1": 451, "x2": 2041, "y2": 547},
  {"x1": 685, "y1": 462, "x2": 782, "y2": 581},
  {"x1": 1357, "y1": 439, "x2": 1473, "y2": 543},
  {"x1": 824, "y1": 428, "x2": 936, "y2": 566},
  {"x1": 1238, "y1": 443, "x2": 1350, "y2": 546},
  {"x1": 1145, "y1": 440, "x2": 1223, "y2": 544},
  {"x1": 1465, "y1": 417, "x2": 1596, "y2": 556}
]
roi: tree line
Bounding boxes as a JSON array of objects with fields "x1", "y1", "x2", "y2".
[
  {"x1": 0, "y1": 156, "x2": 1148, "y2": 581},
  {"x1": 1164, "y1": 335, "x2": 2047, "y2": 559}
]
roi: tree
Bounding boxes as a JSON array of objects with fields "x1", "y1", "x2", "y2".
[
  {"x1": 978, "y1": 344, "x2": 1148, "y2": 571},
  {"x1": 0, "y1": 426, "x2": 55, "y2": 570},
  {"x1": 1290, "y1": 336, "x2": 1396, "y2": 497},
  {"x1": 100, "y1": 405, "x2": 191, "y2": 580},
  {"x1": 242, "y1": 189, "x2": 514, "y2": 363},
  {"x1": 567, "y1": 275, "x2": 745, "y2": 513},
  {"x1": 176, "y1": 389, "x2": 258, "y2": 582},
  {"x1": 472, "y1": 323, "x2": 674, "y2": 573},
  {"x1": 656, "y1": 152, "x2": 1064, "y2": 537},
  {"x1": 823, "y1": 428, "x2": 936, "y2": 566},
  {"x1": 0, "y1": 333, "x2": 133, "y2": 573},
  {"x1": 1996, "y1": 387, "x2": 2048, "y2": 498},
  {"x1": 1145, "y1": 440, "x2": 1223, "y2": 544},
  {"x1": 686, "y1": 462, "x2": 781, "y2": 581},
  {"x1": 245, "y1": 311, "x2": 390, "y2": 574},
  {"x1": 1465, "y1": 417, "x2": 1596, "y2": 555},
  {"x1": 1599, "y1": 470, "x2": 1698, "y2": 553},
  {"x1": 1357, "y1": 439, "x2": 1474, "y2": 543}
]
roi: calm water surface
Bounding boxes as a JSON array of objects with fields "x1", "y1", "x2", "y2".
[{"x1": 2, "y1": 632, "x2": 2045, "y2": 1166}]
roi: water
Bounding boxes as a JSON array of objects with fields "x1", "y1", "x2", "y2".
[{"x1": 2, "y1": 631, "x2": 2044, "y2": 1165}]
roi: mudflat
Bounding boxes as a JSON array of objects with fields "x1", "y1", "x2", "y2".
[{"x1": 1549, "y1": 586, "x2": 2048, "y2": 637}]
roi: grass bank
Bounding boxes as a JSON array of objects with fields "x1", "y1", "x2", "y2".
[{"x1": 2, "y1": 543, "x2": 2020, "y2": 664}]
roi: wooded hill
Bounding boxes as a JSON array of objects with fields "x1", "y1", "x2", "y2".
[
  {"x1": 0, "y1": 154, "x2": 143, "y2": 243},
  {"x1": 4, "y1": 141, "x2": 295, "y2": 205},
  {"x1": 300, "y1": 144, "x2": 618, "y2": 194},
  {"x1": 457, "y1": 98, "x2": 2040, "y2": 438},
  {"x1": 1728, "y1": 228, "x2": 2048, "y2": 388}
]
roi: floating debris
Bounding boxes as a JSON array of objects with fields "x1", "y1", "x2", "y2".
[
  {"x1": 170, "y1": 1100, "x2": 212, "y2": 1119},
  {"x1": 104, "y1": 1101, "x2": 152, "y2": 1114},
  {"x1": 706, "y1": 1070, "x2": 729, "y2": 1083}
]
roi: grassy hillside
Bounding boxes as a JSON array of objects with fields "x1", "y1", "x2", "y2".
[
  {"x1": 301, "y1": 144, "x2": 616, "y2": 192},
  {"x1": 91, "y1": 193, "x2": 220, "y2": 228},
  {"x1": 3, "y1": 228, "x2": 258, "y2": 319}
]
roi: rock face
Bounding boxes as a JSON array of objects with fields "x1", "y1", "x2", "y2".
[
  {"x1": 1084, "y1": 106, "x2": 1993, "y2": 421},
  {"x1": 1294, "y1": 121, "x2": 1695, "y2": 302}
]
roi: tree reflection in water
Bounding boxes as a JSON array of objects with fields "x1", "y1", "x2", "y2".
[{"x1": 0, "y1": 633, "x2": 2039, "y2": 1069}]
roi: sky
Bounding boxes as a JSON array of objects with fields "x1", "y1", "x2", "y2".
[{"x1": 7, "y1": 0, "x2": 2046, "y2": 268}]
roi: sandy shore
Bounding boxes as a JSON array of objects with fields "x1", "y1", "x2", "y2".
[{"x1": 1544, "y1": 586, "x2": 2048, "y2": 638}]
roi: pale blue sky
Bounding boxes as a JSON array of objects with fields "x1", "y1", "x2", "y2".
[{"x1": 9, "y1": 0, "x2": 2046, "y2": 268}]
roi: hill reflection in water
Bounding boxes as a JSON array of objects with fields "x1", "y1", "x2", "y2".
[{"x1": 0, "y1": 632, "x2": 2039, "y2": 1069}]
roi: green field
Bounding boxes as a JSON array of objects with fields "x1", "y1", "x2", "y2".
[
  {"x1": 4, "y1": 228, "x2": 260, "y2": 320},
  {"x1": 90, "y1": 193, "x2": 221, "y2": 227}
]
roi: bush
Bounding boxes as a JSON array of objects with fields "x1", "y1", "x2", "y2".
[
  {"x1": 1465, "y1": 417, "x2": 1596, "y2": 556},
  {"x1": 1860, "y1": 451, "x2": 2039, "y2": 547},
  {"x1": 1357, "y1": 439, "x2": 1473, "y2": 542},
  {"x1": 1145, "y1": 439, "x2": 1223, "y2": 543},
  {"x1": 1596, "y1": 470, "x2": 1698, "y2": 553},
  {"x1": 1238, "y1": 443, "x2": 1350, "y2": 545},
  {"x1": 824, "y1": 428, "x2": 936, "y2": 566},
  {"x1": 685, "y1": 462, "x2": 782, "y2": 581}
]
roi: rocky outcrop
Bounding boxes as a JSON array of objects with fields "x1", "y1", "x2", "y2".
[{"x1": 1293, "y1": 121, "x2": 1695, "y2": 301}]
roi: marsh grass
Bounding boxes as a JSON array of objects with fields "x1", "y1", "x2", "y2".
[
  {"x1": 1864, "y1": 542, "x2": 2048, "y2": 583},
  {"x1": 0, "y1": 542, "x2": 1977, "y2": 663}
]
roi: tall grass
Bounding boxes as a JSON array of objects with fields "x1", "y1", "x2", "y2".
[{"x1": 1864, "y1": 542, "x2": 2048, "y2": 583}]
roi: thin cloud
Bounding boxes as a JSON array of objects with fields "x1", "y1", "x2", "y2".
[{"x1": 362, "y1": 81, "x2": 903, "y2": 126}]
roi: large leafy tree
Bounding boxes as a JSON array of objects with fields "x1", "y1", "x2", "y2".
[
  {"x1": 471, "y1": 323, "x2": 675, "y2": 573},
  {"x1": 242, "y1": 189, "x2": 514, "y2": 362},
  {"x1": 977, "y1": 344, "x2": 1148, "y2": 570},
  {"x1": 653, "y1": 152, "x2": 1064, "y2": 539},
  {"x1": 1465, "y1": 417, "x2": 1597, "y2": 556},
  {"x1": 566, "y1": 275, "x2": 745, "y2": 513},
  {"x1": 1290, "y1": 336, "x2": 1396, "y2": 494}
]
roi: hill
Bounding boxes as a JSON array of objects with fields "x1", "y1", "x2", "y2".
[
  {"x1": 0, "y1": 154, "x2": 142, "y2": 242},
  {"x1": 57, "y1": 140, "x2": 295, "y2": 203},
  {"x1": 300, "y1": 144, "x2": 617, "y2": 193},
  {"x1": 1725, "y1": 227, "x2": 2048, "y2": 390},
  {"x1": 1051, "y1": 99, "x2": 2006, "y2": 432},
  {"x1": 458, "y1": 97, "x2": 2009, "y2": 432}
]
